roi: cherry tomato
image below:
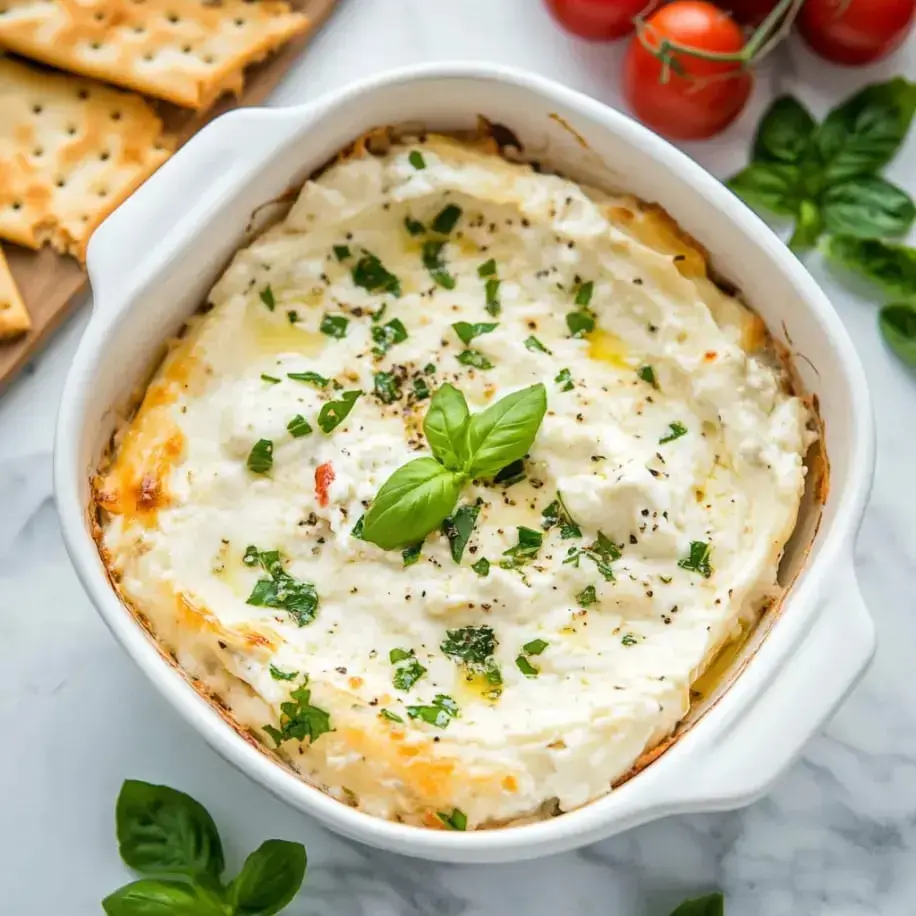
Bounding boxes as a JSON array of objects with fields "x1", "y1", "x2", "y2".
[
  {"x1": 315, "y1": 462, "x2": 335, "y2": 508},
  {"x1": 718, "y1": 0, "x2": 780, "y2": 26},
  {"x1": 624, "y1": 1, "x2": 753, "y2": 140},
  {"x1": 545, "y1": 0, "x2": 654, "y2": 40},
  {"x1": 799, "y1": 0, "x2": 916, "y2": 66}
]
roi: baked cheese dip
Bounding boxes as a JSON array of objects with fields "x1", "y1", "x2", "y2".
[{"x1": 95, "y1": 133, "x2": 815, "y2": 830}]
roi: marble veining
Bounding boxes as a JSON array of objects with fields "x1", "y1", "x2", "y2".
[{"x1": 1, "y1": 2, "x2": 915, "y2": 913}]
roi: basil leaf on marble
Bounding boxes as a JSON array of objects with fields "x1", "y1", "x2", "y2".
[
  {"x1": 753, "y1": 96, "x2": 817, "y2": 165},
  {"x1": 227, "y1": 840, "x2": 307, "y2": 916},
  {"x1": 727, "y1": 162, "x2": 800, "y2": 217},
  {"x1": 787, "y1": 199, "x2": 823, "y2": 252},
  {"x1": 668, "y1": 892, "x2": 725, "y2": 916},
  {"x1": 102, "y1": 879, "x2": 225, "y2": 916},
  {"x1": 822, "y1": 235, "x2": 916, "y2": 297},
  {"x1": 879, "y1": 303, "x2": 916, "y2": 369},
  {"x1": 820, "y1": 176, "x2": 915, "y2": 239}
]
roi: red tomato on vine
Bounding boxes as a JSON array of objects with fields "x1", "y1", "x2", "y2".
[
  {"x1": 799, "y1": 0, "x2": 916, "y2": 66},
  {"x1": 545, "y1": 0, "x2": 655, "y2": 40}
]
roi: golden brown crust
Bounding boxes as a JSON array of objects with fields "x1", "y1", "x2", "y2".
[{"x1": 0, "y1": 245, "x2": 31, "y2": 338}]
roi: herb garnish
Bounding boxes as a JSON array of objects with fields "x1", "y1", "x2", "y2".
[
  {"x1": 404, "y1": 216, "x2": 426, "y2": 236},
  {"x1": 432, "y1": 203, "x2": 462, "y2": 234},
  {"x1": 269, "y1": 664, "x2": 298, "y2": 681},
  {"x1": 246, "y1": 439, "x2": 273, "y2": 475},
  {"x1": 245, "y1": 548, "x2": 319, "y2": 626},
  {"x1": 263, "y1": 676, "x2": 332, "y2": 746},
  {"x1": 523, "y1": 638, "x2": 548, "y2": 655},
  {"x1": 567, "y1": 309, "x2": 595, "y2": 337},
  {"x1": 452, "y1": 321, "x2": 498, "y2": 345},
  {"x1": 333, "y1": 244, "x2": 351, "y2": 261},
  {"x1": 408, "y1": 150, "x2": 426, "y2": 170},
  {"x1": 372, "y1": 317, "x2": 409, "y2": 357},
  {"x1": 492, "y1": 458, "x2": 526, "y2": 487},
  {"x1": 485, "y1": 278, "x2": 501, "y2": 316},
  {"x1": 577, "y1": 584, "x2": 598, "y2": 607},
  {"x1": 638, "y1": 365, "x2": 657, "y2": 387},
  {"x1": 555, "y1": 367, "x2": 574, "y2": 391},
  {"x1": 515, "y1": 637, "x2": 548, "y2": 678},
  {"x1": 320, "y1": 314, "x2": 349, "y2": 338},
  {"x1": 287, "y1": 415, "x2": 312, "y2": 438},
  {"x1": 457, "y1": 349, "x2": 494, "y2": 369},
  {"x1": 524, "y1": 335, "x2": 552, "y2": 354},
  {"x1": 422, "y1": 239, "x2": 456, "y2": 289},
  {"x1": 259, "y1": 285, "x2": 275, "y2": 311},
  {"x1": 288, "y1": 371, "x2": 331, "y2": 388},
  {"x1": 407, "y1": 694, "x2": 459, "y2": 728},
  {"x1": 678, "y1": 540, "x2": 713, "y2": 578},
  {"x1": 515, "y1": 655, "x2": 539, "y2": 677},
  {"x1": 379, "y1": 709, "x2": 404, "y2": 723},
  {"x1": 441, "y1": 626, "x2": 502, "y2": 699},
  {"x1": 317, "y1": 390, "x2": 362, "y2": 434},
  {"x1": 437, "y1": 809, "x2": 468, "y2": 831},
  {"x1": 374, "y1": 371, "x2": 402, "y2": 405},
  {"x1": 659, "y1": 421, "x2": 688, "y2": 444},
  {"x1": 390, "y1": 649, "x2": 427, "y2": 691},
  {"x1": 442, "y1": 502, "x2": 481, "y2": 563},
  {"x1": 500, "y1": 527, "x2": 543, "y2": 570},
  {"x1": 564, "y1": 532, "x2": 620, "y2": 581},
  {"x1": 621, "y1": 633, "x2": 638, "y2": 647},
  {"x1": 352, "y1": 252, "x2": 401, "y2": 296},
  {"x1": 261, "y1": 373, "x2": 281, "y2": 384},
  {"x1": 541, "y1": 493, "x2": 581, "y2": 539},
  {"x1": 575, "y1": 280, "x2": 594, "y2": 307},
  {"x1": 412, "y1": 376, "x2": 431, "y2": 400},
  {"x1": 401, "y1": 542, "x2": 423, "y2": 566},
  {"x1": 478, "y1": 259, "x2": 497, "y2": 277},
  {"x1": 471, "y1": 557, "x2": 490, "y2": 577}
]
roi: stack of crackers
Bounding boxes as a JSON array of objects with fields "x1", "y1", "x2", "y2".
[{"x1": 0, "y1": 0, "x2": 313, "y2": 341}]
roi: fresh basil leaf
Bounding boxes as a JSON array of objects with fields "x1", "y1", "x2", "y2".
[
  {"x1": 287, "y1": 415, "x2": 312, "y2": 438},
  {"x1": 821, "y1": 176, "x2": 915, "y2": 238},
  {"x1": 247, "y1": 439, "x2": 273, "y2": 475},
  {"x1": 422, "y1": 239, "x2": 456, "y2": 289},
  {"x1": 465, "y1": 383, "x2": 547, "y2": 478},
  {"x1": 524, "y1": 335, "x2": 551, "y2": 354},
  {"x1": 361, "y1": 457, "x2": 464, "y2": 550},
  {"x1": 726, "y1": 162, "x2": 800, "y2": 217},
  {"x1": 319, "y1": 313, "x2": 349, "y2": 339},
  {"x1": 492, "y1": 457, "x2": 526, "y2": 487},
  {"x1": 432, "y1": 203, "x2": 462, "y2": 234},
  {"x1": 500, "y1": 526, "x2": 543, "y2": 569},
  {"x1": 753, "y1": 96, "x2": 817, "y2": 164},
  {"x1": 246, "y1": 548, "x2": 319, "y2": 627},
  {"x1": 485, "y1": 277, "x2": 501, "y2": 316},
  {"x1": 115, "y1": 780, "x2": 224, "y2": 880},
  {"x1": 822, "y1": 235, "x2": 916, "y2": 297},
  {"x1": 879, "y1": 302, "x2": 916, "y2": 369},
  {"x1": 423, "y1": 383, "x2": 471, "y2": 471},
  {"x1": 456, "y1": 349, "x2": 494, "y2": 369},
  {"x1": 317, "y1": 390, "x2": 361, "y2": 434},
  {"x1": 442, "y1": 502, "x2": 481, "y2": 563},
  {"x1": 409, "y1": 150, "x2": 426, "y2": 170},
  {"x1": 523, "y1": 638, "x2": 548, "y2": 656},
  {"x1": 575, "y1": 280, "x2": 594, "y2": 307},
  {"x1": 392, "y1": 657, "x2": 427, "y2": 690},
  {"x1": 566, "y1": 309, "x2": 595, "y2": 337},
  {"x1": 471, "y1": 557, "x2": 490, "y2": 577},
  {"x1": 678, "y1": 540, "x2": 713, "y2": 578},
  {"x1": 407, "y1": 694, "x2": 459, "y2": 728},
  {"x1": 516, "y1": 655, "x2": 538, "y2": 677},
  {"x1": 452, "y1": 321, "x2": 498, "y2": 345},
  {"x1": 816, "y1": 78, "x2": 916, "y2": 183},
  {"x1": 402, "y1": 542, "x2": 423, "y2": 567},
  {"x1": 668, "y1": 892, "x2": 725, "y2": 916},
  {"x1": 788, "y1": 199, "x2": 823, "y2": 252},
  {"x1": 263, "y1": 677, "x2": 332, "y2": 746},
  {"x1": 102, "y1": 879, "x2": 224, "y2": 916},
  {"x1": 389, "y1": 648, "x2": 414, "y2": 664},
  {"x1": 374, "y1": 371, "x2": 402, "y2": 405},
  {"x1": 228, "y1": 839, "x2": 307, "y2": 916},
  {"x1": 352, "y1": 252, "x2": 401, "y2": 296},
  {"x1": 372, "y1": 318, "x2": 409, "y2": 357}
]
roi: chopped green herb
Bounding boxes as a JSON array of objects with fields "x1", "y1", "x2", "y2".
[
  {"x1": 678, "y1": 540, "x2": 713, "y2": 578},
  {"x1": 243, "y1": 545, "x2": 260, "y2": 566},
  {"x1": 485, "y1": 277, "x2": 501, "y2": 316},
  {"x1": 432, "y1": 204, "x2": 462, "y2": 234},
  {"x1": 541, "y1": 493, "x2": 581, "y2": 538},
  {"x1": 456, "y1": 349, "x2": 494, "y2": 370},
  {"x1": 524, "y1": 335, "x2": 552, "y2": 354},
  {"x1": 333, "y1": 244, "x2": 351, "y2": 261},
  {"x1": 566, "y1": 309, "x2": 595, "y2": 337},
  {"x1": 393, "y1": 657, "x2": 427, "y2": 691},
  {"x1": 515, "y1": 655, "x2": 539, "y2": 677},
  {"x1": 287, "y1": 414, "x2": 313, "y2": 438},
  {"x1": 353, "y1": 252, "x2": 401, "y2": 296},
  {"x1": 442, "y1": 502, "x2": 481, "y2": 563},
  {"x1": 246, "y1": 439, "x2": 273, "y2": 475},
  {"x1": 351, "y1": 515, "x2": 365, "y2": 539},
  {"x1": 621, "y1": 633, "x2": 638, "y2": 647},
  {"x1": 269, "y1": 664, "x2": 298, "y2": 681},
  {"x1": 259, "y1": 285, "x2": 275, "y2": 311},
  {"x1": 575, "y1": 280, "x2": 594, "y2": 307},
  {"x1": 659, "y1": 421, "x2": 688, "y2": 444},
  {"x1": 577, "y1": 584, "x2": 598, "y2": 607},
  {"x1": 660, "y1": 575, "x2": 673, "y2": 584},
  {"x1": 320, "y1": 313, "x2": 349, "y2": 339},
  {"x1": 441, "y1": 626, "x2": 497, "y2": 667},
  {"x1": 637, "y1": 365, "x2": 657, "y2": 387},
  {"x1": 407, "y1": 694, "x2": 458, "y2": 729},
  {"x1": 452, "y1": 321, "x2": 498, "y2": 345},
  {"x1": 422, "y1": 239, "x2": 456, "y2": 289},
  {"x1": 437, "y1": 808, "x2": 467, "y2": 831},
  {"x1": 262, "y1": 677, "x2": 331, "y2": 746},
  {"x1": 372, "y1": 303, "x2": 388, "y2": 324},
  {"x1": 523, "y1": 638, "x2": 548, "y2": 656},
  {"x1": 374, "y1": 371, "x2": 402, "y2": 405},
  {"x1": 287, "y1": 310, "x2": 299, "y2": 324},
  {"x1": 471, "y1": 557, "x2": 490, "y2": 577},
  {"x1": 424, "y1": 362, "x2": 436, "y2": 374},
  {"x1": 492, "y1": 458, "x2": 526, "y2": 487},
  {"x1": 287, "y1": 371, "x2": 330, "y2": 388},
  {"x1": 317, "y1": 390, "x2": 362, "y2": 434},
  {"x1": 500, "y1": 527, "x2": 543, "y2": 569},
  {"x1": 390, "y1": 648, "x2": 414, "y2": 664},
  {"x1": 372, "y1": 318, "x2": 409, "y2": 357},
  {"x1": 246, "y1": 548, "x2": 319, "y2": 627},
  {"x1": 564, "y1": 532, "x2": 620, "y2": 581},
  {"x1": 379, "y1": 708, "x2": 404, "y2": 723},
  {"x1": 412, "y1": 376, "x2": 431, "y2": 400},
  {"x1": 477, "y1": 258, "x2": 497, "y2": 277},
  {"x1": 555, "y1": 368, "x2": 574, "y2": 391},
  {"x1": 408, "y1": 150, "x2": 426, "y2": 170},
  {"x1": 260, "y1": 373, "x2": 281, "y2": 384},
  {"x1": 401, "y1": 542, "x2": 423, "y2": 567},
  {"x1": 404, "y1": 216, "x2": 426, "y2": 236}
]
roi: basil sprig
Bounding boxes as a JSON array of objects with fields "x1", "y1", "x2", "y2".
[
  {"x1": 669, "y1": 894, "x2": 724, "y2": 916},
  {"x1": 104, "y1": 780, "x2": 306, "y2": 915},
  {"x1": 879, "y1": 303, "x2": 916, "y2": 369},
  {"x1": 361, "y1": 383, "x2": 547, "y2": 550},
  {"x1": 728, "y1": 79, "x2": 916, "y2": 250}
]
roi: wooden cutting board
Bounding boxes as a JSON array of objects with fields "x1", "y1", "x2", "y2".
[{"x1": 0, "y1": 0, "x2": 341, "y2": 394}]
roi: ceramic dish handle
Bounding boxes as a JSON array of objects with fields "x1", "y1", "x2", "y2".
[
  {"x1": 674, "y1": 565, "x2": 875, "y2": 807},
  {"x1": 85, "y1": 109, "x2": 305, "y2": 308}
]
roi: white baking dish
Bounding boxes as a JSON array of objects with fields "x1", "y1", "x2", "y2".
[{"x1": 54, "y1": 63, "x2": 876, "y2": 863}]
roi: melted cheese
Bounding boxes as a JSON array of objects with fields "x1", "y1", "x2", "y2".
[{"x1": 97, "y1": 135, "x2": 813, "y2": 828}]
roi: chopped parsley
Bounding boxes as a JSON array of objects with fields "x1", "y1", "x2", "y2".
[
  {"x1": 390, "y1": 648, "x2": 414, "y2": 663},
  {"x1": 678, "y1": 540, "x2": 713, "y2": 578},
  {"x1": 493, "y1": 458, "x2": 526, "y2": 487},
  {"x1": 456, "y1": 349, "x2": 494, "y2": 370},
  {"x1": 317, "y1": 390, "x2": 362, "y2": 434},
  {"x1": 566, "y1": 309, "x2": 595, "y2": 337},
  {"x1": 422, "y1": 239, "x2": 456, "y2": 289},
  {"x1": 575, "y1": 280, "x2": 594, "y2": 307},
  {"x1": 287, "y1": 371, "x2": 330, "y2": 388},
  {"x1": 404, "y1": 216, "x2": 426, "y2": 236},
  {"x1": 555, "y1": 368, "x2": 574, "y2": 392},
  {"x1": 576, "y1": 584, "x2": 597, "y2": 607},
  {"x1": 431, "y1": 203, "x2": 462, "y2": 234},
  {"x1": 515, "y1": 637, "x2": 548, "y2": 678},
  {"x1": 246, "y1": 439, "x2": 273, "y2": 475},
  {"x1": 441, "y1": 626, "x2": 497, "y2": 667},
  {"x1": 621, "y1": 633, "x2": 638, "y2": 647},
  {"x1": 500, "y1": 527, "x2": 543, "y2": 569},
  {"x1": 391, "y1": 649, "x2": 427, "y2": 691},
  {"x1": 412, "y1": 376, "x2": 431, "y2": 400},
  {"x1": 379, "y1": 708, "x2": 404, "y2": 723},
  {"x1": 246, "y1": 548, "x2": 319, "y2": 627},
  {"x1": 437, "y1": 809, "x2": 467, "y2": 831},
  {"x1": 262, "y1": 677, "x2": 331, "y2": 746},
  {"x1": 484, "y1": 277, "x2": 500, "y2": 316},
  {"x1": 515, "y1": 655, "x2": 538, "y2": 678},
  {"x1": 408, "y1": 150, "x2": 426, "y2": 170},
  {"x1": 243, "y1": 545, "x2": 260, "y2": 566},
  {"x1": 260, "y1": 373, "x2": 281, "y2": 384},
  {"x1": 402, "y1": 542, "x2": 423, "y2": 567},
  {"x1": 478, "y1": 259, "x2": 497, "y2": 277},
  {"x1": 259, "y1": 285, "x2": 275, "y2": 311},
  {"x1": 374, "y1": 371, "x2": 402, "y2": 405},
  {"x1": 452, "y1": 321, "x2": 498, "y2": 345},
  {"x1": 287, "y1": 414, "x2": 313, "y2": 438},
  {"x1": 352, "y1": 252, "x2": 401, "y2": 296},
  {"x1": 442, "y1": 502, "x2": 481, "y2": 563},
  {"x1": 333, "y1": 244, "x2": 351, "y2": 261},
  {"x1": 524, "y1": 335, "x2": 552, "y2": 354},
  {"x1": 269, "y1": 664, "x2": 298, "y2": 681},
  {"x1": 523, "y1": 638, "x2": 548, "y2": 656},
  {"x1": 287, "y1": 310, "x2": 299, "y2": 324},
  {"x1": 637, "y1": 365, "x2": 657, "y2": 387},
  {"x1": 659, "y1": 421, "x2": 688, "y2": 444},
  {"x1": 407, "y1": 694, "x2": 458, "y2": 729},
  {"x1": 319, "y1": 313, "x2": 349, "y2": 339},
  {"x1": 372, "y1": 303, "x2": 388, "y2": 324},
  {"x1": 372, "y1": 318, "x2": 408, "y2": 357},
  {"x1": 471, "y1": 557, "x2": 490, "y2": 577},
  {"x1": 564, "y1": 532, "x2": 621, "y2": 581},
  {"x1": 541, "y1": 493, "x2": 581, "y2": 539}
]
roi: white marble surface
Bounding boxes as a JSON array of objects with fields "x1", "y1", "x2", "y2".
[{"x1": 2, "y1": 2, "x2": 916, "y2": 913}]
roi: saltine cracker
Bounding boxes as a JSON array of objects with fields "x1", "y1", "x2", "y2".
[{"x1": 0, "y1": 245, "x2": 30, "y2": 339}]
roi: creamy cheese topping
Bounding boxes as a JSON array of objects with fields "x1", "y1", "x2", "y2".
[{"x1": 97, "y1": 135, "x2": 813, "y2": 829}]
